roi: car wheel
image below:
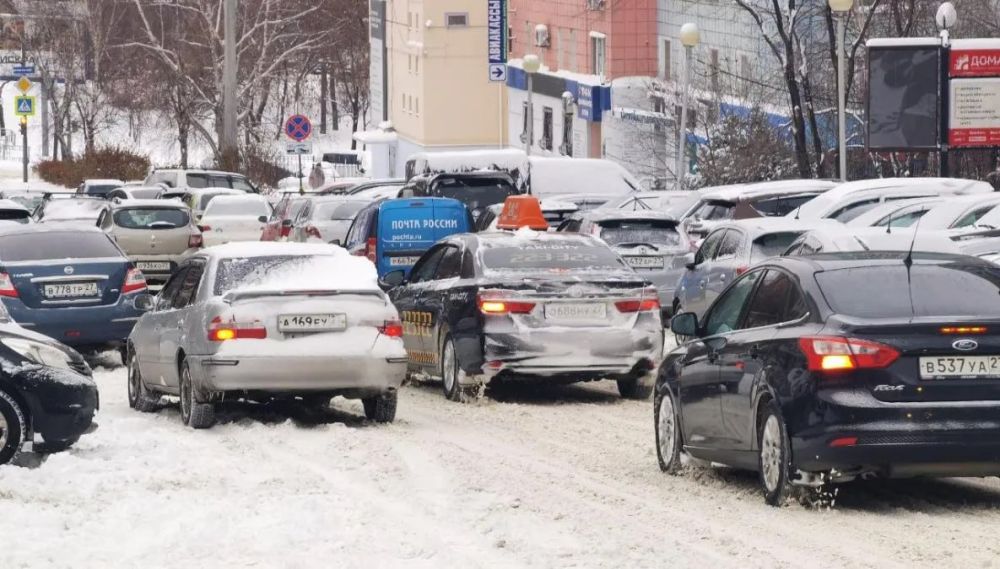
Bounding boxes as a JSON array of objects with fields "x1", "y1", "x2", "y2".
[
  {"x1": 440, "y1": 337, "x2": 464, "y2": 402},
  {"x1": 0, "y1": 389, "x2": 26, "y2": 466},
  {"x1": 617, "y1": 374, "x2": 654, "y2": 399},
  {"x1": 363, "y1": 391, "x2": 397, "y2": 423},
  {"x1": 759, "y1": 400, "x2": 792, "y2": 506},
  {"x1": 127, "y1": 349, "x2": 160, "y2": 413},
  {"x1": 655, "y1": 388, "x2": 683, "y2": 473},
  {"x1": 179, "y1": 360, "x2": 215, "y2": 429}
]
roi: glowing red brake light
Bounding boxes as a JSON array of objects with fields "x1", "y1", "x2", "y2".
[
  {"x1": 208, "y1": 316, "x2": 267, "y2": 341},
  {"x1": 798, "y1": 336, "x2": 899, "y2": 373},
  {"x1": 378, "y1": 320, "x2": 403, "y2": 337},
  {"x1": 198, "y1": 225, "x2": 212, "y2": 232},
  {"x1": 615, "y1": 288, "x2": 661, "y2": 313},
  {"x1": 0, "y1": 273, "x2": 17, "y2": 298},
  {"x1": 123, "y1": 268, "x2": 147, "y2": 294},
  {"x1": 365, "y1": 237, "x2": 377, "y2": 263},
  {"x1": 477, "y1": 293, "x2": 535, "y2": 315},
  {"x1": 188, "y1": 234, "x2": 203, "y2": 248}
]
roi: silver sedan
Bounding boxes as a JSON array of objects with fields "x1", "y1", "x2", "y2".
[{"x1": 125, "y1": 243, "x2": 408, "y2": 428}]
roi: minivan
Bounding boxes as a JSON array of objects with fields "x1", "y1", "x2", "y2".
[
  {"x1": 399, "y1": 172, "x2": 520, "y2": 220},
  {"x1": 344, "y1": 198, "x2": 473, "y2": 277}
]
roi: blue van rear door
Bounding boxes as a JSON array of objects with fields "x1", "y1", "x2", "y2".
[
  {"x1": 431, "y1": 200, "x2": 469, "y2": 242},
  {"x1": 378, "y1": 201, "x2": 435, "y2": 276}
]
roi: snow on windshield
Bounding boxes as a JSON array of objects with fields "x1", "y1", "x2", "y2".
[
  {"x1": 214, "y1": 251, "x2": 378, "y2": 296},
  {"x1": 203, "y1": 196, "x2": 269, "y2": 217},
  {"x1": 42, "y1": 199, "x2": 106, "y2": 219},
  {"x1": 598, "y1": 220, "x2": 682, "y2": 247}
]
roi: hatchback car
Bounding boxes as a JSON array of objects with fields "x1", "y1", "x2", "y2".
[
  {"x1": 384, "y1": 232, "x2": 663, "y2": 401},
  {"x1": 126, "y1": 243, "x2": 407, "y2": 428},
  {"x1": 107, "y1": 186, "x2": 166, "y2": 202},
  {"x1": 98, "y1": 200, "x2": 202, "y2": 286},
  {"x1": 661, "y1": 252, "x2": 1000, "y2": 504},
  {"x1": 35, "y1": 196, "x2": 110, "y2": 226},
  {"x1": 674, "y1": 218, "x2": 832, "y2": 318},
  {"x1": 0, "y1": 225, "x2": 147, "y2": 354},
  {"x1": 183, "y1": 188, "x2": 246, "y2": 221},
  {"x1": 144, "y1": 169, "x2": 257, "y2": 193},
  {"x1": 77, "y1": 179, "x2": 125, "y2": 198},
  {"x1": 198, "y1": 194, "x2": 272, "y2": 247},
  {"x1": 557, "y1": 210, "x2": 691, "y2": 314},
  {"x1": 290, "y1": 196, "x2": 370, "y2": 245},
  {"x1": 0, "y1": 306, "x2": 98, "y2": 464},
  {"x1": 789, "y1": 177, "x2": 991, "y2": 222}
]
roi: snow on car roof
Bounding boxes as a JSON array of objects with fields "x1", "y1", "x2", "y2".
[
  {"x1": 792, "y1": 177, "x2": 992, "y2": 219},
  {"x1": 112, "y1": 199, "x2": 190, "y2": 210},
  {"x1": 717, "y1": 217, "x2": 842, "y2": 236},
  {"x1": 575, "y1": 209, "x2": 679, "y2": 223},
  {"x1": 412, "y1": 149, "x2": 527, "y2": 175},
  {"x1": 0, "y1": 199, "x2": 29, "y2": 212},
  {"x1": 183, "y1": 187, "x2": 245, "y2": 196},
  {"x1": 699, "y1": 179, "x2": 837, "y2": 202},
  {"x1": 527, "y1": 157, "x2": 641, "y2": 197},
  {"x1": 84, "y1": 179, "x2": 125, "y2": 186},
  {"x1": 476, "y1": 228, "x2": 602, "y2": 248}
]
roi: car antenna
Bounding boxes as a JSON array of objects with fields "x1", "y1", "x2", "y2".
[
  {"x1": 793, "y1": 203, "x2": 802, "y2": 220},
  {"x1": 886, "y1": 210, "x2": 893, "y2": 234},
  {"x1": 904, "y1": 214, "x2": 923, "y2": 270}
]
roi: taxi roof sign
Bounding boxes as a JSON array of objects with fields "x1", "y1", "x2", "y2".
[{"x1": 496, "y1": 195, "x2": 549, "y2": 231}]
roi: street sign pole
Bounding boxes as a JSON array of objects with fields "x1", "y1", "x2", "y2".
[
  {"x1": 298, "y1": 153, "x2": 304, "y2": 194},
  {"x1": 20, "y1": 116, "x2": 27, "y2": 183}
]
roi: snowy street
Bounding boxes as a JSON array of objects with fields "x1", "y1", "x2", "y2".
[{"x1": 3, "y1": 359, "x2": 1000, "y2": 568}]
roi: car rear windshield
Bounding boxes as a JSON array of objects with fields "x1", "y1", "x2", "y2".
[
  {"x1": 432, "y1": 178, "x2": 518, "y2": 213},
  {"x1": 86, "y1": 185, "x2": 119, "y2": 196},
  {"x1": 751, "y1": 195, "x2": 818, "y2": 217},
  {"x1": 198, "y1": 193, "x2": 232, "y2": 210},
  {"x1": 129, "y1": 188, "x2": 163, "y2": 200},
  {"x1": 114, "y1": 208, "x2": 189, "y2": 230},
  {"x1": 691, "y1": 200, "x2": 735, "y2": 220},
  {"x1": 315, "y1": 201, "x2": 368, "y2": 220},
  {"x1": 187, "y1": 173, "x2": 235, "y2": 189},
  {"x1": 816, "y1": 261, "x2": 1000, "y2": 318},
  {"x1": 214, "y1": 255, "x2": 317, "y2": 295},
  {"x1": 751, "y1": 232, "x2": 803, "y2": 262},
  {"x1": 41, "y1": 200, "x2": 105, "y2": 220},
  {"x1": 598, "y1": 219, "x2": 682, "y2": 247},
  {"x1": 0, "y1": 232, "x2": 120, "y2": 262},
  {"x1": 481, "y1": 242, "x2": 625, "y2": 272}
]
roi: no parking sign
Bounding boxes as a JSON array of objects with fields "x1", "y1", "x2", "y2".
[{"x1": 284, "y1": 114, "x2": 313, "y2": 142}]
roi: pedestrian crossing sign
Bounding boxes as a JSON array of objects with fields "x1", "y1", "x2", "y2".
[{"x1": 14, "y1": 96, "x2": 35, "y2": 118}]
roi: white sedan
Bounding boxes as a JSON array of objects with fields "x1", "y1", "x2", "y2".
[{"x1": 198, "y1": 194, "x2": 272, "y2": 246}]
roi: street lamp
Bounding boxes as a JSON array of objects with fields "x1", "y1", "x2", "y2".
[
  {"x1": 676, "y1": 23, "x2": 699, "y2": 186},
  {"x1": 523, "y1": 54, "x2": 541, "y2": 156},
  {"x1": 829, "y1": 0, "x2": 853, "y2": 182}
]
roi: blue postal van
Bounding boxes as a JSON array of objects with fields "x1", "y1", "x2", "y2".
[{"x1": 344, "y1": 198, "x2": 472, "y2": 277}]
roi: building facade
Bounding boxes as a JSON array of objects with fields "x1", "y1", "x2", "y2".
[
  {"x1": 378, "y1": 0, "x2": 508, "y2": 175},
  {"x1": 505, "y1": 0, "x2": 659, "y2": 178}
]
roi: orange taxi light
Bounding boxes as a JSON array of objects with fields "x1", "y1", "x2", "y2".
[{"x1": 496, "y1": 195, "x2": 549, "y2": 231}]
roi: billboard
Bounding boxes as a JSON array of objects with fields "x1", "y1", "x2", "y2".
[
  {"x1": 949, "y1": 78, "x2": 1000, "y2": 147},
  {"x1": 867, "y1": 44, "x2": 941, "y2": 150}
]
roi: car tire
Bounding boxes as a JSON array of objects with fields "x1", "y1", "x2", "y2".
[
  {"x1": 617, "y1": 375, "x2": 654, "y2": 399},
  {"x1": 758, "y1": 400, "x2": 792, "y2": 507},
  {"x1": 127, "y1": 349, "x2": 160, "y2": 413},
  {"x1": 654, "y1": 387, "x2": 683, "y2": 474},
  {"x1": 440, "y1": 336, "x2": 465, "y2": 402},
  {"x1": 179, "y1": 360, "x2": 215, "y2": 430},
  {"x1": 363, "y1": 391, "x2": 397, "y2": 423},
  {"x1": 0, "y1": 389, "x2": 25, "y2": 465}
]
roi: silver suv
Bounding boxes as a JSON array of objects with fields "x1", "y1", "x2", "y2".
[
  {"x1": 98, "y1": 200, "x2": 202, "y2": 286},
  {"x1": 144, "y1": 169, "x2": 257, "y2": 193}
]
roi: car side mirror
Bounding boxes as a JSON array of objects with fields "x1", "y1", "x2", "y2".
[
  {"x1": 133, "y1": 294, "x2": 155, "y2": 313},
  {"x1": 379, "y1": 269, "x2": 406, "y2": 290},
  {"x1": 670, "y1": 312, "x2": 699, "y2": 337},
  {"x1": 257, "y1": 215, "x2": 268, "y2": 223},
  {"x1": 682, "y1": 252, "x2": 698, "y2": 270}
]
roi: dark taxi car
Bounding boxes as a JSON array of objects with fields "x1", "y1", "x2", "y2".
[
  {"x1": 383, "y1": 232, "x2": 664, "y2": 402},
  {"x1": 658, "y1": 251, "x2": 1000, "y2": 505}
]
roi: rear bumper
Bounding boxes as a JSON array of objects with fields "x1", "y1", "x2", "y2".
[
  {"x1": 3, "y1": 296, "x2": 142, "y2": 347},
  {"x1": 189, "y1": 353, "x2": 407, "y2": 394},
  {"x1": 481, "y1": 322, "x2": 663, "y2": 381},
  {"x1": 790, "y1": 388, "x2": 1000, "y2": 476},
  {"x1": 16, "y1": 366, "x2": 98, "y2": 442}
]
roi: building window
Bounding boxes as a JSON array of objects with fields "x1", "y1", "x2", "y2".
[
  {"x1": 414, "y1": 56, "x2": 420, "y2": 75},
  {"x1": 407, "y1": 54, "x2": 412, "y2": 73},
  {"x1": 520, "y1": 101, "x2": 531, "y2": 145},
  {"x1": 402, "y1": 93, "x2": 406, "y2": 110},
  {"x1": 415, "y1": 97, "x2": 420, "y2": 116},
  {"x1": 652, "y1": 94, "x2": 665, "y2": 134},
  {"x1": 408, "y1": 95, "x2": 413, "y2": 113},
  {"x1": 557, "y1": 27, "x2": 565, "y2": 70},
  {"x1": 569, "y1": 29, "x2": 577, "y2": 71},
  {"x1": 407, "y1": 12, "x2": 412, "y2": 28},
  {"x1": 542, "y1": 107, "x2": 554, "y2": 151},
  {"x1": 445, "y1": 13, "x2": 468, "y2": 27},
  {"x1": 508, "y1": 25, "x2": 515, "y2": 56},
  {"x1": 662, "y1": 39, "x2": 672, "y2": 80},
  {"x1": 591, "y1": 33, "x2": 606, "y2": 78}
]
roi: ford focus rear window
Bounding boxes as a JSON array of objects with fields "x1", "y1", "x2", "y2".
[
  {"x1": 0, "y1": 232, "x2": 121, "y2": 262},
  {"x1": 598, "y1": 220, "x2": 681, "y2": 247},
  {"x1": 481, "y1": 242, "x2": 625, "y2": 272},
  {"x1": 114, "y1": 208, "x2": 189, "y2": 230},
  {"x1": 816, "y1": 260, "x2": 1000, "y2": 318}
]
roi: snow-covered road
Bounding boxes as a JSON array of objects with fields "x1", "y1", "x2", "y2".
[{"x1": 3, "y1": 361, "x2": 1000, "y2": 568}]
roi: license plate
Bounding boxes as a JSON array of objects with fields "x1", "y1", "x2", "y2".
[
  {"x1": 278, "y1": 313, "x2": 346, "y2": 333},
  {"x1": 545, "y1": 303, "x2": 607, "y2": 321},
  {"x1": 389, "y1": 256, "x2": 420, "y2": 266},
  {"x1": 136, "y1": 261, "x2": 171, "y2": 272},
  {"x1": 624, "y1": 256, "x2": 665, "y2": 269},
  {"x1": 920, "y1": 356, "x2": 1000, "y2": 379},
  {"x1": 43, "y1": 283, "x2": 99, "y2": 298}
]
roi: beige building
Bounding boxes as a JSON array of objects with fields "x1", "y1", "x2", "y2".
[{"x1": 385, "y1": 0, "x2": 508, "y2": 172}]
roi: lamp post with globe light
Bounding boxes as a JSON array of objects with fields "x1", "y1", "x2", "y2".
[{"x1": 676, "y1": 23, "x2": 699, "y2": 186}]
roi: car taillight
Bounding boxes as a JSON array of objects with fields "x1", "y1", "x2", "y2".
[
  {"x1": 477, "y1": 293, "x2": 536, "y2": 315},
  {"x1": 615, "y1": 288, "x2": 660, "y2": 313},
  {"x1": 188, "y1": 234, "x2": 203, "y2": 248},
  {"x1": 735, "y1": 266, "x2": 749, "y2": 276},
  {"x1": 0, "y1": 272, "x2": 17, "y2": 297},
  {"x1": 378, "y1": 320, "x2": 403, "y2": 337},
  {"x1": 280, "y1": 224, "x2": 292, "y2": 238},
  {"x1": 365, "y1": 237, "x2": 377, "y2": 263},
  {"x1": 123, "y1": 268, "x2": 147, "y2": 294},
  {"x1": 208, "y1": 316, "x2": 267, "y2": 341},
  {"x1": 798, "y1": 336, "x2": 900, "y2": 372},
  {"x1": 306, "y1": 226, "x2": 322, "y2": 239},
  {"x1": 198, "y1": 225, "x2": 212, "y2": 232}
]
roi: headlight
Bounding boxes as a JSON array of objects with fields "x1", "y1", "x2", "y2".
[{"x1": 1, "y1": 338, "x2": 74, "y2": 371}]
